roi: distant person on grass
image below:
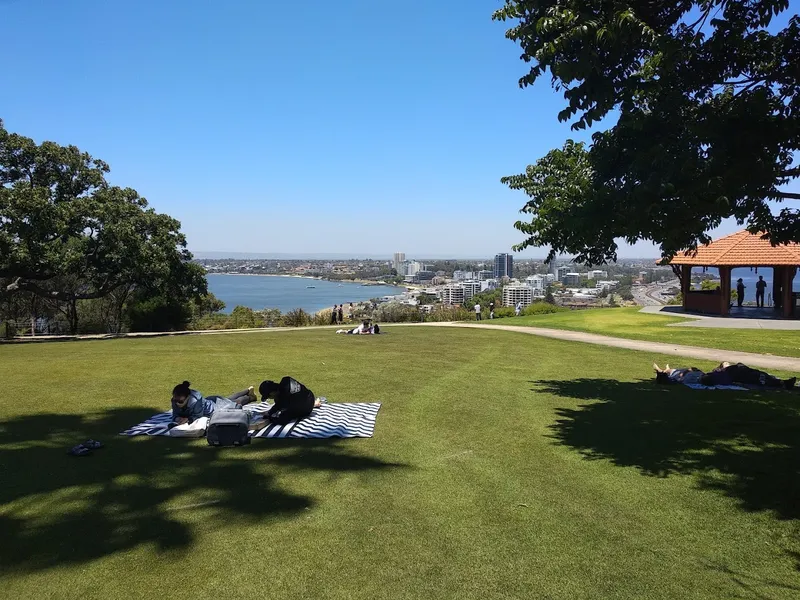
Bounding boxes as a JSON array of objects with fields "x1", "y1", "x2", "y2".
[
  {"x1": 474, "y1": 302, "x2": 481, "y2": 320},
  {"x1": 736, "y1": 278, "x2": 746, "y2": 307},
  {"x1": 170, "y1": 381, "x2": 256, "y2": 428},
  {"x1": 330, "y1": 306, "x2": 338, "y2": 325},
  {"x1": 338, "y1": 304, "x2": 344, "y2": 323},
  {"x1": 756, "y1": 275, "x2": 767, "y2": 307},
  {"x1": 515, "y1": 302, "x2": 522, "y2": 316},
  {"x1": 489, "y1": 301, "x2": 495, "y2": 319}
]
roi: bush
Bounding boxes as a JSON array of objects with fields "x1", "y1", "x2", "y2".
[
  {"x1": 427, "y1": 305, "x2": 474, "y2": 322},
  {"x1": 127, "y1": 295, "x2": 193, "y2": 332},
  {"x1": 282, "y1": 308, "x2": 311, "y2": 327},
  {"x1": 522, "y1": 302, "x2": 568, "y2": 316},
  {"x1": 374, "y1": 302, "x2": 420, "y2": 323}
]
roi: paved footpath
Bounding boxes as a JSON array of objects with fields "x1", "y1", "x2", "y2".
[
  {"x1": 6, "y1": 321, "x2": 800, "y2": 372},
  {"x1": 405, "y1": 322, "x2": 800, "y2": 372}
]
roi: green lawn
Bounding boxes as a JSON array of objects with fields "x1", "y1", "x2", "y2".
[
  {"x1": 1, "y1": 328, "x2": 799, "y2": 599},
  {"x1": 496, "y1": 307, "x2": 800, "y2": 357}
]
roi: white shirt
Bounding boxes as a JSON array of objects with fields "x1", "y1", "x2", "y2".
[{"x1": 474, "y1": 304, "x2": 481, "y2": 313}]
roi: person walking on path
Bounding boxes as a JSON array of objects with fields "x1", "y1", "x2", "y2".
[
  {"x1": 489, "y1": 301, "x2": 495, "y2": 319},
  {"x1": 736, "y1": 278, "x2": 746, "y2": 307},
  {"x1": 756, "y1": 275, "x2": 767, "y2": 308},
  {"x1": 474, "y1": 302, "x2": 482, "y2": 321},
  {"x1": 515, "y1": 302, "x2": 522, "y2": 317},
  {"x1": 337, "y1": 304, "x2": 344, "y2": 324},
  {"x1": 330, "y1": 306, "x2": 338, "y2": 325}
]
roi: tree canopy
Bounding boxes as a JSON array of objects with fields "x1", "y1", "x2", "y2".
[
  {"x1": 494, "y1": 0, "x2": 800, "y2": 263},
  {"x1": 0, "y1": 119, "x2": 205, "y2": 305}
]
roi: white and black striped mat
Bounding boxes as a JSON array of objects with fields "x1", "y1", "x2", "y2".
[{"x1": 120, "y1": 402, "x2": 381, "y2": 439}]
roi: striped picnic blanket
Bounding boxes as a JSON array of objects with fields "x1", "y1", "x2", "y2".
[{"x1": 120, "y1": 402, "x2": 381, "y2": 439}]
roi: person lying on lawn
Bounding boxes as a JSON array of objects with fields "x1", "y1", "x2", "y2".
[
  {"x1": 257, "y1": 377, "x2": 322, "y2": 425},
  {"x1": 653, "y1": 363, "x2": 796, "y2": 389},
  {"x1": 700, "y1": 362, "x2": 796, "y2": 389},
  {"x1": 170, "y1": 381, "x2": 257, "y2": 427},
  {"x1": 652, "y1": 363, "x2": 705, "y2": 385}
]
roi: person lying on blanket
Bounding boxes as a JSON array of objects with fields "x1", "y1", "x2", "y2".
[
  {"x1": 257, "y1": 377, "x2": 323, "y2": 426},
  {"x1": 652, "y1": 364, "x2": 705, "y2": 385},
  {"x1": 653, "y1": 363, "x2": 796, "y2": 389},
  {"x1": 700, "y1": 362, "x2": 796, "y2": 390},
  {"x1": 170, "y1": 381, "x2": 257, "y2": 428},
  {"x1": 336, "y1": 319, "x2": 381, "y2": 335}
]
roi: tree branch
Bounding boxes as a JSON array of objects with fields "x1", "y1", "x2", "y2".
[
  {"x1": 774, "y1": 191, "x2": 800, "y2": 200},
  {"x1": 6, "y1": 277, "x2": 127, "y2": 301}
]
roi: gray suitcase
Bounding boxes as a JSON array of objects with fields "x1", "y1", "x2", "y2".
[{"x1": 207, "y1": 409, "x2": 251, "y2": 446}]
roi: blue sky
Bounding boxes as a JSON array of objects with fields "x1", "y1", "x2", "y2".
[{"x1": 1, "y1": 0, "x2": 792, "y2": 259}]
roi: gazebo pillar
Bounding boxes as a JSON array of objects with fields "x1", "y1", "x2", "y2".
[
  {"x1": 680, "y1": 265, "x2": 691, "y2": 311},
  {"x1": 782, "y1": 267, "x2": 796, "y2": 318},
  {"x1": 719, "y1": 266, "x2": 731, "y2": 315},
  {"x1": 773, "y1": 267, "x2": 783, "y2": 310}
]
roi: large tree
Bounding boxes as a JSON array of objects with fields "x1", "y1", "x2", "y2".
[
  {"x1": 0, "y1": 119, "x2": 205, "y2": 331},
  {"x1": 494, "y1": 0, "x2": 800, "y2": 263}
]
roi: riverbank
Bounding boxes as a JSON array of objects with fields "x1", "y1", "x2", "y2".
[
  {"x1": 205, "y1": 271, "x2": 409, "y2": 289},
  {"x1": 205, "y1": 273, "x2": 408, "y2": 314}
]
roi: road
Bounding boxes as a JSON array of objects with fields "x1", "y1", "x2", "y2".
[{"x1": 632, "y1": 280, "x2": 680, "y2": 306}]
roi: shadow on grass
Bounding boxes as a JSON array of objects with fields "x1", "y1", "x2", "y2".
[
  {"x1": 0, "y1": 407, "x2": 405, "y2": 572},
  {"x1": 532, "y1": 378, "x2": 800, "y2": 571}
]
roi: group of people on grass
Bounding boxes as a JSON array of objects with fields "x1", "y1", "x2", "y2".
[
  {"x1": 329, "y1": 303, "x2": 354, "y2": 325},
  {"x1": 653, "y1": 362, "x2": 796, "y2": 389},
  {"x1": 170, "y1": 377, "x2": 320, "y2": 430},
  {"x1": 336, "y1": 318, "x2": 381, "y2": 335}
]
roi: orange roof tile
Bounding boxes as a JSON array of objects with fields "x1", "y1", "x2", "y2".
[{"x1": 666, "y1": 230, "x2": 800, "y2": 266}]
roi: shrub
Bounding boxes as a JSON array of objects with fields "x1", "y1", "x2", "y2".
[
  {"x1": 282, "y1": 308, "x2": 311, "y2": 327},
  {"x1": 374, "y1": 302, "x2": 420, "y2": 323},
  {"x1": 522, "y1": 302, "x2": 568, "y2": 316}
]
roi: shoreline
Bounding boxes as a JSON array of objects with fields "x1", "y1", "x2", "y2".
[{"x1": 205, "y1": 271, "x2": 410, "y2": 291}]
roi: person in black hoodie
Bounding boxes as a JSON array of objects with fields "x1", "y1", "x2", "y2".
[{"x1": 258, "y1": 377, "x2": 322, "y2": 425}]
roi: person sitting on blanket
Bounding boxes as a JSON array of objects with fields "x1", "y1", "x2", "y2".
[
  {"x1": 653, "y1": 363, "x2": 705, "y2": 385},
  {"x1": 700, "y1": 362, "x2": 797, "y2": 390},
  {"x1": 170, "y1": 381, "x2": 257, "y2": 428},
  {"x1": 257, "y1": 377, "x2": 322, "y2": 426},
  {"x1": 336, "y1": 319, "x2": 378, "y2": 335}
]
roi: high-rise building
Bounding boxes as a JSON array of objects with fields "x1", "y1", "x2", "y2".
[
  {"x1": 493, "y1": 253, "x2": 514, "y2": 279},
  {"x1": 478, "y1": 270, "x2": 493, "y2": 280},
  {"x1": 563, "y1": 273, "x2": 582, "y2": 287},
  {"x1": 453, "y1": 270, "x2": 475, "y2": 281},
  {"x1": 550, "y1": 261, "x2": 559, "y2": 277},
  {"x1": 526, "y1": 275, "x2": 545, "y2": 290},
  {"x1": 587, "y1": 270, "x2": 608, "y2": 280},
  {"x1": 502, "y1": 285, "x2": 533, "y2": 307},
  {"x1": 462, "y1": 281, "x2": 481, "y2": 300},
  {"x1": 557, "y1": 266, "x2": 571, "y2": 282},
  {"x1": 393, "y1": 252, "x2": 406, "y2": 273},
  {"x1": 441, "y1": 285, "x2": 466, "y2": 306},
  {"x1": 406, "y1": 261, "x2": 422, "y2": 277}
]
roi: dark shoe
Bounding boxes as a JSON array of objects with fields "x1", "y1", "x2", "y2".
[
  {"x1": 784, "y1": 377, "x2": 797, "y2": 390},
  {"x1": 68, "y1": 444, "x2": 91, "y2": 456}
]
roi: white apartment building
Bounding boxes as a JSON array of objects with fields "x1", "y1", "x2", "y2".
[
  {"x1": 503, "y1": 285, "x2": 533, "y2": 307},
  {"x1": 596, "y1": 280, "x2": 619, "y2": 291},
  {"x1": 453, "y1": 270, "x2": 475, "y2": 281},
  {"x1": 544, "y1": 273, "x2": 556, "y2": 283},
  {"x1": 587, "y1": 270, "x2": 608, "y2": 279},
  {"x1": 393, "y1": 252, "x2": 405, "y2": 272},
  {"x1": 481, "y1": 279, "x2": 499, "y2": 292},
  {"x1": 441, "y1": 285, "x2": 466, "y2": 306},
  {"x1": 526, "y1": 275, "x2": 545, "y2": 290},
  {"x1": 406, "y1": 261, "x2": 423, "y2": 277},
  {"x1": 563, "y1": 273, "x2": 582, "y2": 287},
  {"x1": 462, "y1": 281, "x2": 481, "y2": 300}
]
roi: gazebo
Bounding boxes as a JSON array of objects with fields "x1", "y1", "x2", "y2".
[{"x1": 664, "y1": 230, "x2": 800, "y2": 318}]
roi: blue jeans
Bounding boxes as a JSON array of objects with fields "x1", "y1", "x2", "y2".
[{"x1": 208, "y1": 396, "x2": 241, "y2": 411}]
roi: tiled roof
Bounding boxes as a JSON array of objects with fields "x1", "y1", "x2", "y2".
[{"x1": 666, "y1": 230, "x2": 800, "y2": 266}]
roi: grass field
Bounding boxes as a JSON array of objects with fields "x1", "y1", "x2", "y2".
[
  {"x1": 497, "y1": 307, "x2": 800, "y2": 357},
  {"x1": 1, "y1": 328, "x2": 799, "y2": 599}
]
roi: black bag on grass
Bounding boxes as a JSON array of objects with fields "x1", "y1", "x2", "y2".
[{"x1": 207, "y1": 409, "x2": 250, "y2": 447}]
